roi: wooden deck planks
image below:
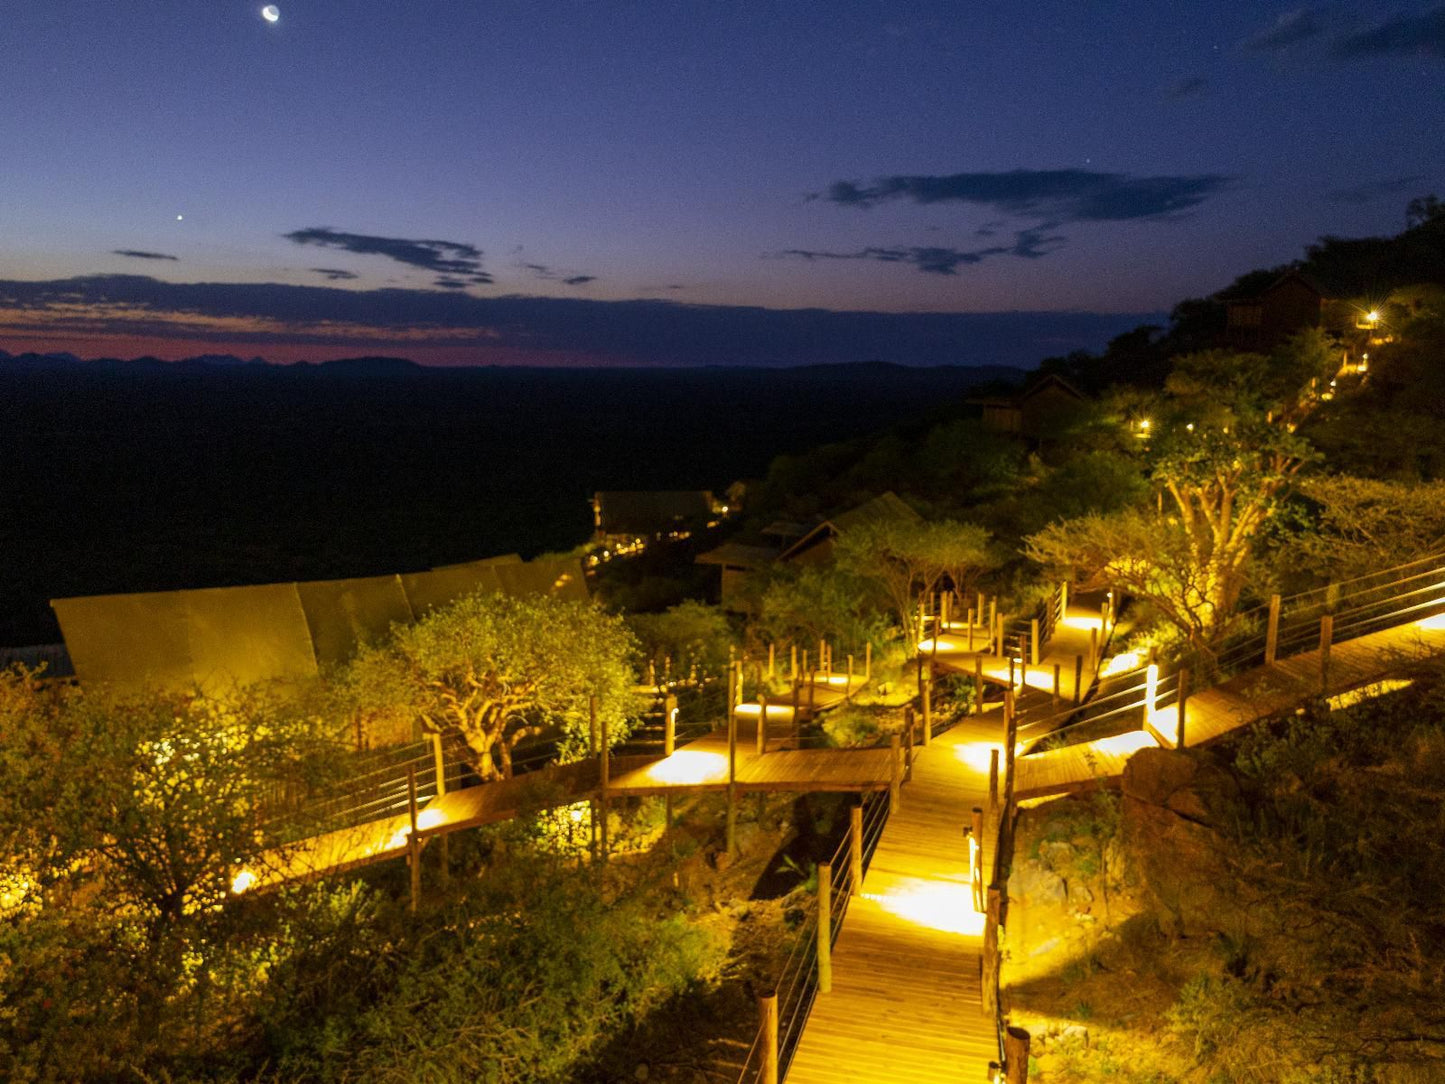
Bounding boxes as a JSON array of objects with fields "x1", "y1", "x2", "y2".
[
  {"x1": 1015, "y1": 618, "x2": 1445, "y2": 799},
  {"x1": 787, "y1": 718, "x2": 999, "y2": 1083}
]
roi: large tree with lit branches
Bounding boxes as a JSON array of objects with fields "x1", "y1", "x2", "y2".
[
  {"x1": 343, "y1": 592, "x2": 638, "y2": 780},
  {"x1": 1027, "y1": 330, "x2": 1337, "y2": 657}
]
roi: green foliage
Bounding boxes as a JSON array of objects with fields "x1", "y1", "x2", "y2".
[
  {"x1": 260, "y1": 854, "x2": 726, "y2": 1084},
  {"x1": 342, "y1": 592, "x2": 639, "y2": 778},
  {"x1": 0, "y1": 672, "x2": 340, "y2": 1081},
  {"x1": 627, "y1": 599, "x2": 735, "y2": 679},
  {"x1": 1029, "y1": 334, "x2": 1335, "y2": 653},
  {"x1": 836, "y1": 517, "x2": 996, "y2": 647},
  {"x1": 758, "y1": 565, "x2": 888, "y2": 656}
]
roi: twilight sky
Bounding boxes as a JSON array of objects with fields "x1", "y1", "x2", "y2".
[{"x1": 2, "y1": 1, "x2": 1442, "y2": 367}]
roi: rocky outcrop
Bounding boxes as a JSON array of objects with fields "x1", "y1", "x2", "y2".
[{"x1": 1120, "y1": 748, "x2": 1241, "y2": 938}]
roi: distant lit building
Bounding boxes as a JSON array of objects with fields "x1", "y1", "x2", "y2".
[{"x1": 591, "y1": 490, "x2": 720, "y2": 542}]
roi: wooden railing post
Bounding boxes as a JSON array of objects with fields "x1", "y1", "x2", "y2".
[
  {"x1": 663, "y1": 694, "x2": 677, "y2": 756},
  {"x1": 967, "y1": 608, "x2": 976, "y2": 651},
  {"x1": 889, "y1": 734, "x2": 901, "y2": 812},
  {"x1": 791, "y1": 643, "x2": 799, "y2": 681},
  {"x1": 904, "y1": 718, "x2": 914, "y2": 782},
  {"x1": 817, "y1": 862, "x2": 833, "y2": 993},
  {"x1": 726, "y1": 666, "x2": 738, "y2": 855},
  {"x1": 1073, "y1": 654, "x2": 1084, "y2": 705},
  {"x1": 974, "y1": 655, "x2": 985, "y2": 715},
  {"x1": 1005, "y1": 1026, "x2": 1032, "y2": 1083},
  {"x1": 760, "y1": 993, "x2": 779, "y2": 1084},
  {"x1": 1176, "y1": 668, "x2": 1190, "y2": 750},
  {"x1": 850, "y1": 804, "x2": 863, "y2": 894},
  {"x1": 982, "y1": 883, "x2": 1001, "y2": 1017},
  {"x1": 767, "y1": 642, "x2": 776, "y2": 679},
  {"x1": 1320, "y1": 614, "x2": 1334, "y2": 693},
  {"x1": 598, "y1": 697, "x2": 610, "y2": 860},
  {"x1": 971, "y1": 806, "x2": 985, "y2": 911},
  {"x1": 406, "y1": 765, "x2": 421, "y2": 914},
  {"x1": 921, "y1": 665, "x2": 933, "y2": 746},
  {"x1": 756, "y1": 693, "x2": 768, "y2": 755},
  {"x1": 1060, "y1": 579, "x2": 1069, "y2": 616},
  {"x1": 1030, "y1": 618, "x2": 1040, "y2": 666},
  {"x1": 1265, "y1": 593, "x2": 1281, "y2": 666},
  {"x1": 987, "y1": 749, "x2": 1000, "y2": 826},
  {"x1": 864, "y1": 640, "x2": 872, "y2": 682},
  {"x1": 1003, "y1": 691, "x2": 1018, "y2": 808},
  {"x1": 847, "y1": 653, "x2": 855, "y2": 695},
  {"x1": 1052, "y1": 662, "x2": 1061, "y2": 709},
  {"x1": 1090, "y1": 627, "x2": 1100, "y2": 672}
]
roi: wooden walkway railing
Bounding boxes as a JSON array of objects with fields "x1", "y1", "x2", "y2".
[{"x1": 1014, "y1": 552, "x2": 1445, "y2": 799}]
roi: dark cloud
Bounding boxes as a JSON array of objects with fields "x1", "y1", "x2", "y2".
[
  {"x1": 1334, "y1": 6, "x2": 1445, "y2": 58},
  {"x1": 433, "y1": 277, "x2": 472, "y2": 290},
  {"x1": 820, "y1": 168, "x2": 1232, "y2": 222},
  {"x1": 112, "y1": 249, "x2": 178, "y2": 261},
  {"x1": 1164, "y1": 75, "x2": 1208, "y2": 100},
  {"x1": 1242, "y1": 8, "x2": 1325, "y2": 50},
  {"x1": 515, "y1": 258, "x2": 598, "y2": 287},
  {"x1": 1327, "y1": 175, "x2": 1427, "y2": 204},
  {"x1": 782, "y1": 224, "x2": 1066, "y2": 276},
  {"x1": 791, "y1": 227, "x2": 1062, "y2": 274},
  {"x1": 284, "y1": 227, "x2": 493, "y2": 287},
  {"x1": 0, "y1": 273, "x2": 1159, "y2": 369},
  {"x1": 310, "y1": 267, "x2": 358, "y2": 281}
]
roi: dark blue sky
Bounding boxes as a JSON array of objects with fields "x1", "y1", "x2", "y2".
[{"x1": 2, "y1": 1, "x2": 1441, "y2": 365}]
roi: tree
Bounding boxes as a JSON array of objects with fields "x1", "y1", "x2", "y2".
[
  {"x1": 1028, "y1": 332, "x2": 1337, "y2": 654},
  {"x1": 759, "y1": 565, "x2": 887, "y2": 655},
  {"x1": 627, "y1": 600, "x2": 735, "y2": 680},
  {"x1": 836, "y1": 518, "x2": 995, "y2": 649},
  {"x1": 343, "y1": 592, "x2": 638, "y2": 779},
  {"x1": 1291, "y1": 475, "x2": 1445, "y2": 579},
  {"x1": 0, "y1": 671, "x2": 334, "y2": 1077},
  {"x1": 0, "y1": 673, "x2": 328, "y2": 935}
]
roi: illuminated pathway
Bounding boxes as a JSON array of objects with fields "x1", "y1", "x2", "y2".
[
  {"x1": 1015, "y1": 613, "x2": 1445, "y2": 799},
  {"x1": 787, "y1": 715, "x2": 1001, "y2": 1084}
]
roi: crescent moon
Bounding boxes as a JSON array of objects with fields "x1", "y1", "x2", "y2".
[{"x1": 262, "y1": 5, "x2": 280, "y2": 23}]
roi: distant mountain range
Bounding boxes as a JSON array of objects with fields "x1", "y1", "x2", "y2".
[{"x1": 0, "y1": 349, "x2": 427, "y2": 376}]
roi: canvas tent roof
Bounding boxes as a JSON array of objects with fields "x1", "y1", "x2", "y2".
[{"x1": 53, "y1": 552, "x2": 589, "y2": 691}]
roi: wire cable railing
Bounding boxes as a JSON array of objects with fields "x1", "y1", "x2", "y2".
[
  {"x1": 1017, "y1": 552, "x2": 1445, "y2": 755},
  {"x1": 732, "y1": 785, "x2": 892, "y2": 1083}
]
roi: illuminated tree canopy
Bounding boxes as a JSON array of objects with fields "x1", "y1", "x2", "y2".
[
  {"x1": 1028, "y1": 331, "x2": 1337, "y2": 653},
  {"x1": 343, "y1": 592, "x2": 638, "y2": 779}
]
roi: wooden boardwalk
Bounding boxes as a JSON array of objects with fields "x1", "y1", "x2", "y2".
[
  {"x1": 1015, "y1": 614, "x2": 1445, "y2": 799},
  {"x1": 788, "y1": 717, "x2": 1001, "y2": 1083},
  {"x1": 242, "y1": 678, "x2": 886, "y2": 890},
  {"x1": 927, "y1": 601, "x2": 1106, "y2": 707}
]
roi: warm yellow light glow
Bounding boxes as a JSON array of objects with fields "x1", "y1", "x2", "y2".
[
  {"x1": 1417, "y1": 613, "x2": 1445, "y2": 631},
  {"x1": 1061, "y1": 614, "x2": 1103, "y2": 632},
  {"x1": 567, "y1": 802, "x2": 589, "y2": 824},
  {"x1": 1138, "y1": 418, "x2": 1151, "y2": 430},
  {"x1": 865, "y1": 878, "x2": 986, "y2": 936},
  {"x1": 1366, "y1": 310, "x2": 1379, "y2": 323},
  {"x1": 645, "y1": 749, "x2": 728, "y2": 785},
  {"x1": 1325, "y1": 679, "x2": 1413, "y2": 710},
  {"x1": 1090, "y1": 730, "x2": 1158, "y2": 757},
  {"x1": 952, "y1": 741, "x2": 1002, "y2": 773},
  {"x1": 1101, "y1": 651, "x2": 1140, "y2": 676},
  {"x1": 231, "y1": 869, "x2": 257, "y2": 895},
  {"x1": 416, "y1": 808, "x2": 446, "y2": 832}
]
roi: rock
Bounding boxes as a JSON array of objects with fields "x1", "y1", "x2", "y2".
[
  {"x1": 1120, "y1": 749, "x2": 1240, "y2": 937},
  {"x1": 1059, "y1": 1024, "x2": 1090, "y2": 1047}
]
